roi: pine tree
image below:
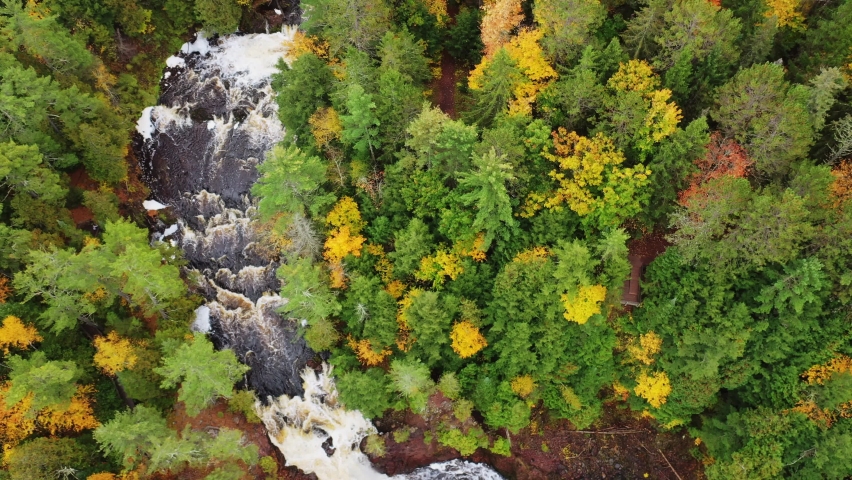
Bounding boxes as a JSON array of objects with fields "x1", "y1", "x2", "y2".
[
  {"x1": 457, "y1": 148, "x2": 516, "y2": 248},
  {"x1": 154, "y1": 335, "x2": 249, "y2": 416}
]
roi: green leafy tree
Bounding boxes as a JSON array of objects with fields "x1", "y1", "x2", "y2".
[
  {"x1": 378, "y1": 30, "x2": 430, "y2": 84},
  {"x1": 277, "y1": 256, "x2": 341, "y2": 350},
  {"x1": 83, "y1": 187, "x2": 121, "y2": 225},
  {"x1": 1, "y1": 1, "x2": 95, "y2": 76},
  {"x1": 794, "y1": 0, "x2": 852, "y2": 78},
  {"x1": 669, "y1": 177, "x2": 814, "y2": 274},
  {"x1": 405, "y1": 104, "x2": 478, "y2": 175},
  {"x1": 194, "y1": 0, "x2": 242, "y2": 34},
  {"x1": 336, "y1": 367, "x2": 392, "y2": 418},
  {"x1": 388, "y1": 358, "x2": 435, "y2": 412},
  {"x1": 642, "y1": 117, "x2": 709, "y2": 224},
  {"x1": 301, "y1": 0, "x2": 391, "y2": 56},
  {"x1": 806, "y1": 67, "x2": 848, "y2": 134},
  {"x1": 375, "y1": 68, "x2": 422, "y2": 151},
  {"x1": 533, "y1": 0, "x2": 606, "y2": 63},
  {"x1": 465, "y1": 49, "x2": 521, "y2": 128},
  {"x1": 389, "y1": 218, "x2": 433, "y2": 277},
  {"x1": 405, "y1": 291, "x2": 456, "y2": 366},
  {"x1": 154, "y1": 335, "x2": 250, "y2": 416},
  {"x1": 342, "y1": 274, "x2": 398, "y2": 349},
  {"x1": 4, "y1": 437, "x2": 88, "y2": 480},
  {"x1": 447, "y1": 7, "x2": 484, "y2": 68}
]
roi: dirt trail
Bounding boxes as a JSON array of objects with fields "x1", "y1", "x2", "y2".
[{"x1": 435, "y1": 3, "x2": 460, "y2": 118}]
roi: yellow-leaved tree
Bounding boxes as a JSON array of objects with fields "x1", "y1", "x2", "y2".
[
  {"x1": 37, "y1": 385, "x2": 100, "y2": 435},
  {"x1": 450, "y1": 321, "x2": 487, "y2": 358},
  {"x1": 523, "y1": 129, "x2": 651, "y2": 230},
  {"x1": 561, "y1": 284, "x2": 607, "y2": 324},
  {"x1": 0, "y1": 383, "x2": 99, "y2": 446},
  {"x1": 0, "y1": 316, "x2": 42, "y2": 355},
  {"x1": 469, "y1": 28, "x2": 557, "y2": 117},
  {"x1": 502, "y1": 29, "x2": 558, "y2": 116},
  {"x1": 309, "y1": 107, "x2": 343, "y2": 152},
  {"x1": 347, "y1": 336, "x2": 392, "y2": 366},
  {"x1": 423, "y1": 0, "x2": 448, "y2": 25},
  {"x1": 634, "y1": 371, "x2": 672, "y2": 408},
  {"x1": 93, "y1": 331, "x2": 139, "y2": 376},
  {"x1": 510, "y1": 375, "x2": 536, "y2": 398},
  {"x1": 284, "y1": 30, "x2": 330, "y2": 61},
  {"x1": 764, "y1": 0, "x2": 804, "y2": 29},
  {"x1": 606, "y1": 60, "x2": 682, "y2": 156},
  {"x1": 628, "y1": 331, "x2": 663, "y2": 365},
  {"x1": 323, "y1": 197, "x2": 366, "y2": 288}
]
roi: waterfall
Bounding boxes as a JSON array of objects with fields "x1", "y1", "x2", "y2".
[{"x1": 135, "y1": 28, "x2": 503, "y2": 480}]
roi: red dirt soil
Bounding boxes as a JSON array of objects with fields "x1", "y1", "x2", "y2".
[
  {"x1": 369, "y1": 395, "x2": 704, "y2": 480},
  {"x1": 433, "y1": 2, "x2": 460, "y2": 118},
  {"x1": 152, "y1": 399, "x2": 316, "y2": 480}
]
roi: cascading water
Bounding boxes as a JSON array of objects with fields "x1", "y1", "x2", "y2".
[{"x1": 135, "y1": 28, "x2": 502, "y2": 480}]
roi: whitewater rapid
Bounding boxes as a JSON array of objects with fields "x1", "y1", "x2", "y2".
[{"x1": 135, "y1": 28, "x2": 503, "y2": 480}]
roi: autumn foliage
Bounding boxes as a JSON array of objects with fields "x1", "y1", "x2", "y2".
[
  {"x1": 523, "y1": 129, "x2": 651, "y2": 229},
  {"x1": 450, "y1": 321, "x2": 487, "y2": 358},
  {"x1": 469, "y1": 28, "x2": 557, "y2": 116},
  {"x1": 634, "y1": 371, "x2": 672, "y2": 408},
  {"x1": 285, "y1": 30, "x2": 330, "y2": 61},
  {"x1": 627, "y1": 331, "x2": 663, "y2": 365},
  {"x1": 830, "y1": 159, "x2": 852, "y2": 207},
  {"x1": 510, "y1": 375, "x2": 536, "y2": 398},
  {"x1": 348, "y1": 335, "x2": 392, "y2": 366},
  {"x1": 480, "y1": 0, "x2": 523, "y2": 57},
  {"x1": 0, "y1": 315, "x2": 42, "y2": 355},
  {"x1": 323, "y1": 197, "x2": 367, "y2": 288},
  {"x1": 679, "y1": 131, "x2": 753, "y2": 205},
  {"x1": 561, "y1": 284, "x2": 607, "y2": 324},
  {"x1": 309, "y1": 106, "x2": 343, "y2": 151},
  {"x1": 93, "y1": 331, "x2": 140, "y2": 376},
  {"x1": 0, "y1": 383, "x2": 99, "y2": 447}
]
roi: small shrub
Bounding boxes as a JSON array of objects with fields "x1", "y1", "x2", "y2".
[
  {"x1": 438, "y1": 372, "x2": 462, "y2": 400},
  {"x1": 453, "y1": 398, "x2": 474, "y2": 422},
  {"x1": 228, "y1": 390, "x2": 261, "y2": 423},
  {"x1": 364, "y1": 434, "x2": 386, "y2": 457},
  {"x1": 490, "y1": 437, "x2": 512, "y2": 457},
  {"x1": 437, "y1": 426, "x2": 488, "y2": 456},
  {"x1": 259, "y1": 455, "x2": 277, "y2": 475},
  {"x1": 393, "y1": 427, "x2": 412, "y2": 443}
]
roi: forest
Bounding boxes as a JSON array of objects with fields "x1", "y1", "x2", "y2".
[{"x1": 1, "y1": 0, "x2": 852, "y2": 477}]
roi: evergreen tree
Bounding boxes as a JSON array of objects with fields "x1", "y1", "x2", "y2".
[{"x1": 154, "y1": 335, "x2": 249, "y2": 416}]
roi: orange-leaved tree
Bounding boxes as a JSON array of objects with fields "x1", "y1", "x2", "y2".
[
  {"x1": 678, "y1": 131, "x2": 752, "y2": 205},
  {"x1": 480, "y1": 0, "x2": 523, "y2": 56}
]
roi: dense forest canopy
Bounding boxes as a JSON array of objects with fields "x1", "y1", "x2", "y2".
[{"x1": 1, "y1": 0, "x2": 852, "y2": 477}]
